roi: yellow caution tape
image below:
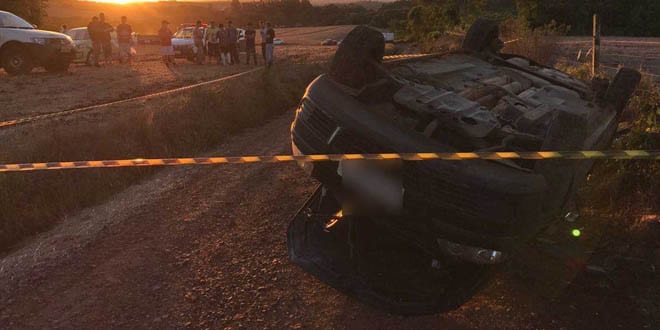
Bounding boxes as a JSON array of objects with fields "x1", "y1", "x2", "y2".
[{"x1": 0, "y1": 150, "x2": 657, "y2": 173}]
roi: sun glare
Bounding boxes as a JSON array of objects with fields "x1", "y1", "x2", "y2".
[{"x1": 89, "y1": 0, "x2": 157, "y2": 4}]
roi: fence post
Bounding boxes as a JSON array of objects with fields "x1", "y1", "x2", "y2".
[{"x1": 592, "y1": 14, "x2": 600, "y2": 77}]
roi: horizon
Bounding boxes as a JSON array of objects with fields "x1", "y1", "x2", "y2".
[{"x1": 78, "y1": 0, "x2": 395, "y2": 4}]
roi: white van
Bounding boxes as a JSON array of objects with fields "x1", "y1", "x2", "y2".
[{"x1": 0, "y1": 10, "x2": 75, "y2": 75}]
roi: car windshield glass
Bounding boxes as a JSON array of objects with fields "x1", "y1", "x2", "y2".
[
  {"x1": 67, "y1": 29, "x2": 89, "y2": 40},
  {"x1": 173, "y1": 28, "x2": 193, "y2": 39},
  {"x1": 0, "y1": 12, "x2": 34, "y2": 29}
]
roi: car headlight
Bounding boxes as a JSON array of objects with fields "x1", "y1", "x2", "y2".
[{"x1": 30, "y1": 37, "x2": 48, "y2": 45}]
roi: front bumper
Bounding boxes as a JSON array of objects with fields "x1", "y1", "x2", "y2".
[
  {"x1": 287, "y1": 186, "x2": 492, "y2": 315},
  {"x1": 26, "y1": 41, "x2": 75, "y2": 65}
]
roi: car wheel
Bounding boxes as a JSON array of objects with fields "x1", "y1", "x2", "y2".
[
  {"x1": 45, "y1": 60, "x2": 71, "y2": 73},
  {"x1": 1, "y1": 44, "x2": 34, "y2": 75},
  {"x1": 330, "y1": 25, "x2": 385, "y2": 89},
  {"x1": 603, "y1": 68, "x2": 642, "y2": 114},
  {"x1": 462, "y1": 18, "x2": 500, "y2": 52}
]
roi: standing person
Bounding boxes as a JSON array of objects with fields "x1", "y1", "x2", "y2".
[
  {"x1": 116, "y1": 16, "x2": 133, "y2": 64},
  {"x1": 227, "y1": 20, "x2": 239, "y2": 65},
  {"x1": 244, "y1": 22, "x2": 257, "y2": 65},
  {"x1": 259, "y1": 21, "x2": 267, "y2": 62},
  {"x1": 159, "y1": 20, "x2": 175, "y2": 67},
  {"x1": 264, "y1": 22, "x2": 275, "y2": 68},
  {"x1": 87, "y1": 16, "x2": 101, "y2": 67},
  {"x1": 60, "y1": 24, "x2": 68, "y2": 34},
  {"x1": 205, "y1": 21, "x2": 220, "y2": 64},
  {"x1": 193, "y1": 20, "x2": 205, "y2": 64},
  {"x1": 218, "y1": 23, "x2": 231, "y2": 66},
  {"x1": 98, "y1": 13, "x2": 114, "y2": 65}
]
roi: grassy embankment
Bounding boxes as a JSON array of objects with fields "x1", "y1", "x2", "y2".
[{"x1": 0, "y1": 64, "x2": 323, "y2": 253}]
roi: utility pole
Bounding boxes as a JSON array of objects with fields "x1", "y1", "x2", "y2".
[{"x1": 592, "y1": 14, "x2": 600, "y2": 77}]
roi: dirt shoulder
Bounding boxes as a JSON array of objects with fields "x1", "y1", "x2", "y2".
[{"x1": 1, "y1": 113, "x2": 657, "y2": 329}]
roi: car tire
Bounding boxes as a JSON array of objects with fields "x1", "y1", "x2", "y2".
[
  {"x1": 1, "y1": 44, "x2": 34, "y2": 75},
  {"x1": 603, "y1": 68, "x2": 642, "y2": 114},
  {"x1": 462, "y1": 18, "x2": 500, "y2": 52},
  {"x1": 45, "y1": 60, "x2": 71, "y2": 73},
  {"x1": 330, "y1": 25, "x2": 385, "y2": 89}
]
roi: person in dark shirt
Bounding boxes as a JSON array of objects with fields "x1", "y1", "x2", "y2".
[
  {"x1": 264, "y1": 22, "x2": 275, "y2": 68},
  {"x1": 116, "y1": 16, "x2": 133, "y2": 64},
  {"x1": 193, "y1": 20, "x2": 205, "y2": 64},
  {"x1": 244, "y1": 22, "x2": 257, "y2": 65},
  {"x1": 98, "y1": 13, "x2": 114, "y2": 64},
  {"x1": 87, "y1": 16, "x2": 101, "y2": 67},
  {"x1": 227, "y1": 20, "x2": 239, "y2": 65},
  {"x1": 259, "y1": 21, "x2": 267, "y2": 61},
  {"x1": 218, "y1": 23, "x2": 231, "y2": 65},
  {"x1": 159, "y1": 20, "x2": 175, "y2": 66}
]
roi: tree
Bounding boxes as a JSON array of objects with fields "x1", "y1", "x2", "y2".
[{"x1": 0, "y1": 0, "x2": 48, "y2": 26}]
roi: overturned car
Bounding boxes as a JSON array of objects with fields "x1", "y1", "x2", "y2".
[{"x1": 287, "y1": 20, "x2": 641, "y2": 314}]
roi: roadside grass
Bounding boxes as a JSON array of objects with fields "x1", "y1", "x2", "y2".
[
  {"x1": 500, "y1": 17, "x2": 570, "y2": 66},
  {"x1": 0, "y1": 64, "x2": 322, "y2": 253},
  {"x1": 585, "y1": 74, "x2": 659, "y2": 215}
]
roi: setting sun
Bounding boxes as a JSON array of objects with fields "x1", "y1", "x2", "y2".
[{"x1": 88, "y1": 0, "x2": 158, "y2": 4}]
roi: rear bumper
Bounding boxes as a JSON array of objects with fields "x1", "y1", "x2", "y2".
[{"x1": 173, "y1": 45, "x2": 194, "y2": 58}]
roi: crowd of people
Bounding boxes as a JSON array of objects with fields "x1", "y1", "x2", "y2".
[
  {"x1": 79, "y1": 12, "x2": 276, "y2": 69},
  {"x1": 85, "y1": 13, "x2": 133, "y2": 67},
  {"x1": 158, "y1": 19, "x2": 276, "y2": 68}
]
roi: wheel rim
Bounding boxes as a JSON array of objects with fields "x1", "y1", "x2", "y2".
[{"x1": 10, "y1": 56, "x2": 23, "y2": 68}]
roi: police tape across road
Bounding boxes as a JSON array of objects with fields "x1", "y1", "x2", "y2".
[
  {"x1": 0, "y1": 150, "x2": 657, "y2": 173},
  {"x1": 0, "y1": 54, "x2": 430, "y2": 130}
]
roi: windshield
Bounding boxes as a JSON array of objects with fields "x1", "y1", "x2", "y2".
[
  {"x1": 66, "y1": 29, "x2": 90, "y2": 41},
  {"x1": 173, "y1": 28, "x2": 193, "y2": 39},
  {"x1": 0, "y1": 12, "x2": 34, "y2": 29}
]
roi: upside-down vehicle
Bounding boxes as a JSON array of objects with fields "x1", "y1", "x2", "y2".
[{"x1": 287, "y1": 19, "x2": 641, "y2": 314}]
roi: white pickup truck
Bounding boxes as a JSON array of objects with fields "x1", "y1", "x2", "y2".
[{"x1": 0, "y1": 10, "x2": 75, "y2": 75}]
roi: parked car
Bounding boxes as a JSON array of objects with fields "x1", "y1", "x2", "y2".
[
  {"x1": 288, "y1": 22, "x2": 641, "y2": 315},
  {"x1": 172, "y1": 25, "x2": 205, "y2": 61},
  {"x1": 273, "y1": 38, "x2": 284, "y2": 45},
  {"x1": 0, "y1": 10, "x2": 74, "y2": 75},
  {"x1": 65, "y1": 27, "x2": 137, "y2": 65},
  {"x1": 321, "y1": 38, "x2": 338, "y2": 46}
]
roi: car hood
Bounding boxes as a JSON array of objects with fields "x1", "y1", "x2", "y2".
[{"x1": 8, "y1": 28, "x2": 70, "y2": 39}]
